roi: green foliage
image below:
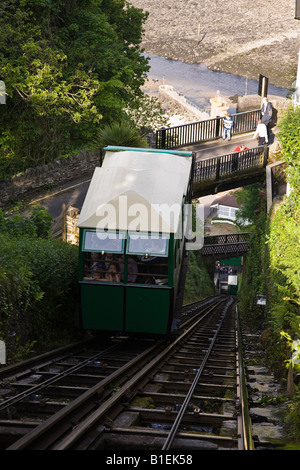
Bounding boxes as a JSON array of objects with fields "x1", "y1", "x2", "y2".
[
  {"x1": 268, "y1": 199, "x2": 300, "y2": 308},
  {"x1": 266, "y1": 105, "x2": 300, "y2": 341},
  {"x1": 183, "y1": 251, "x2": 217, "y2": 304},
  {"x1": 267, "y1": 195, "x2": 300, "y2": 386},
  {"x1": 0, "y1": 0, "x2": 149, "y2": 177},
  {"x1": 278, "y1": 104, "x2": 300, "y2": 191},
  {"x1": 93, "y1": 120, "x2": 149, "y2": 149},
  {"x1": 0, "y1": 208, "x2": 79, "y2": 362},
  {"x1": 126, "y1": 93, "x2": 171, "y2": 130},
  {"x1": 0, "y1": 205, "x2": 52, "y2": 239},
  {"x1": 235, "y1": 183, "x2": 261, "y2": 226},
  {"x1": 238, "y1": 211, "x2": 268, "y2": 328},
  {"x1": 28, "y1": 205, "x2": 53, "y2": 238},
  {"x1": 281, "y1": 330, "x2": 300, "y2": 371},
  {"x1": 284, "y1": 384, "x2": 300, "y2": 440}
]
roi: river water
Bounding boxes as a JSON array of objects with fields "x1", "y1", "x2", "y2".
[{"x1": 145, "y1": 54, "x2": 290, "y2": 113}]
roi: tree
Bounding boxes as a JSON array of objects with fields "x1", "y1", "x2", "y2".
[
  {"x1": 93, "y1": 121, "x2": 149, "y2": 149},
  {"x1": 278, "y1": 104, "x2": 300, "y2": 216},
  {"x1": 235, "y1": 183, "x2": 261, "y2": 225},
  {"x1": 126, "y1": 94, "x2": 171, "y2": 131},
  {"x1": 0, "y1": 0, "x2": 149, "y2": 176}
]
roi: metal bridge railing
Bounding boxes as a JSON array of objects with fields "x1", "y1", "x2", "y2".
[
  {"x1": 203, "y1": 233, "x2": 250, "y2": 245},
  {"x1": 201, "y1": 242, "x2": 250, "y2": 257},
  {"x1": 155, "y1": 109, "x2": 261, "y2": 149},
  {"x1": 201, "y1": 233, "x2": 250, "y2": 257},
  {"x1": 193, "y1": 146, "x2": 269, "y2": 183}
]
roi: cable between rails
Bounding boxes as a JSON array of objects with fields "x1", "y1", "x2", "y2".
[{"x1": 162, "y1": 297, "x2": 234, "y2": 450}]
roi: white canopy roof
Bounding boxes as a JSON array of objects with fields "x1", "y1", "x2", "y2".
[{"x1": 77, "y1": 148, "x2": 192, "y2": 234}]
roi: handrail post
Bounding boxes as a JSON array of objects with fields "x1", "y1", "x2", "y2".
[
  {"x1": 216, "y1": 158, "x2": 220, "y2": 181},
  {"x1": 161, "y1": 127, "x2": 166, "y2": 149},
  {"x1": 215, "y1": 116, "x2": 221, "y2": 138},
  {"x1": 155, "y1": 130, "x2": 159, "y2": 149},
  {"x1": 263, "y1": 146, "x2": 269, "y2": 166}
]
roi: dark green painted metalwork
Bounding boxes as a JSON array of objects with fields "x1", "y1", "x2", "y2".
[
  {"x1": 78, "y1": 230, "x2": 84, "y2": 280},
  {"x1": 168, "y1": 233, "x2": 174, "y2": 287},
  {"x1": 228, "y1": 285, "x2": 238, "y2": 295},
  {"x1": 80, "y1": 283, "x2": 124, "y2": 330},
  {"x1": 78, "y1": 227, "x2": 179, "y2": 334},
  {"x1": 125, "y1": 286, "x2": 171, "y2": 334}
]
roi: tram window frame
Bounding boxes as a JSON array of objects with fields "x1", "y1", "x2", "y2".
[
  {"x1": 82, "y1": 230, "x2": 125, "y2": 283},
  {"x1": 82, "y1": 229, "x2": 126, "y2": 254},
  {"x1": 125, "y1": 232, "x2": 169, "y2": 286},
  {"x1": 126, "y1": 232, "x2": 169, "y2": 257}
]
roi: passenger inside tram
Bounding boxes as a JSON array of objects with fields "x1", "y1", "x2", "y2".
[{"x1": 82, "y1": 231, "x2": 169, "y2": 285}]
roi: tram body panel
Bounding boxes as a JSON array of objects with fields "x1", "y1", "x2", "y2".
[
  {"x1": 125, "y1": 286, "x2": 172, "y2": 334},
  {"x1": 81, "y1": 283, "x2": 124, "y2": 331}
]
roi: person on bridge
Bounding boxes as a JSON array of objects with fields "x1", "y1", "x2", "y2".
[
  {"x1": 253, "y1": 120, "x2": 268, "y2": 145},
  {"x1": 261, "y1": 97, "x2": 273, "y2": 127},
  {"x1": 232, "y1": 144, "x2": 248, "y2": 171},
  {"x1": 222, "y1": 112, "x2": 234, "y2": 141},
  {"x1": 233, "y1": 144, "x2": 248, "y2": 152}
]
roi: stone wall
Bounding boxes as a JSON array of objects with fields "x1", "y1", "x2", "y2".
[
  {"x1": 65, "y1": 206, "x2": 80, "y2": 245},
  {"x1": 0, "y1": 150, "x2": 99, "y2": 208},
  {"x1": 158, "y1": 84, "x2": 209, "y2": 121},
  {"x1": 237, "y1": 94, "x2": 291, "y2": 118}
]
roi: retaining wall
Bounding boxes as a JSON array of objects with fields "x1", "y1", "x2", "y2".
[{"x1": 0, "y1": 150, "x2": 98, "y2": 208}]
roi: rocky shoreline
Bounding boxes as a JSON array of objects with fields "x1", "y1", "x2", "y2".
[{"x1": 131, "y1": 0, "x2": 300, "y2": 89}]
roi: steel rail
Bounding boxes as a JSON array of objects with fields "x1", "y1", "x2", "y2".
[
  {"x1": 0, "y1": 339, "x2": 92, "y2": 380},
  {"x1": 7, "y1": 340, "x2": 162, "y2": 450},
  {"x1": 178, "y1": 297, "x2": 226, "y2": 331},
  {"x1": 50, "y1": 301, "x2": 222, "y2": 450},
  {"x1": 236, "y1": 305, "x2": 255, "y2": 450},
  {"x1": 161, "y1": 297, "x2": 234, "y2": 450},
  {"x1": 0, "y1": 342, "x2": 122, "y2": 413},
  {"x1": 5, "y1": 299, "x2": 228, "y2": 450}
]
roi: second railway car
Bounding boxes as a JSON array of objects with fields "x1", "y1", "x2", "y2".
[{"x1": 77, "y1": 146, "x2": 194, "y2": 335}]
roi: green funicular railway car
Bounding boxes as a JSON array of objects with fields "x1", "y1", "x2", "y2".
[
  {"x1": 77, "y1": 146, "x2": 194, "y2": 335},
  {"x1": 227, "y1": 275, "x2": 238, "y2": 295}
]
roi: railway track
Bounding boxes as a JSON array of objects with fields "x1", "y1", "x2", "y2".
[
  {"x1": 0, "y1": 296, "x2": 252, "y2": 450},
  {"x1": 0, "y1": 335, "x2": 160, "y2": 449}
]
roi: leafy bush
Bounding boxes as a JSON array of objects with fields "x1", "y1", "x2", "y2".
[
  {"x1": 238, "y1": 210, "x2": 268, "y2": 330},
  {"x1": 268, "y1": 105, "x2": 300, "y2": 340},
  {"x1": 184, "y1": 251, "x2": 217, "y2": 303},
  {"x1": 0, "y1": 207, "x2": 79, "y2": 362},
  {"x1": 0, "y1": 205, "x2": 52, "y2": 239},
  {"x1": 93, "y1": 120, "x2": 149, "y2": 149},
  {"x1": 278, "y1": 104, "x2": 300, "y2": 192},
  {"x1": 235, "y1": 183, "x2": 261, "y2": 226},
  {"x1": 268, "y1": 199, "x2": 300, "y2": 313}
]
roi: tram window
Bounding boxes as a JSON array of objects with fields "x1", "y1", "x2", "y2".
[
  {"x1": 83, "y1": 252, "x2": 123, "y2": 282},
  {"x1": 82, "y1": 230, "x2": 125, "y2": 282},
  {"x1": 126, "y1": 233, "x2": 169, "y2": 285},
  {"x1": 83, "y1": 230, "x2": 125, "y2": 253},
  {"x1": 127, "y1": 232, "x2": 169, "y2": 257}
]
